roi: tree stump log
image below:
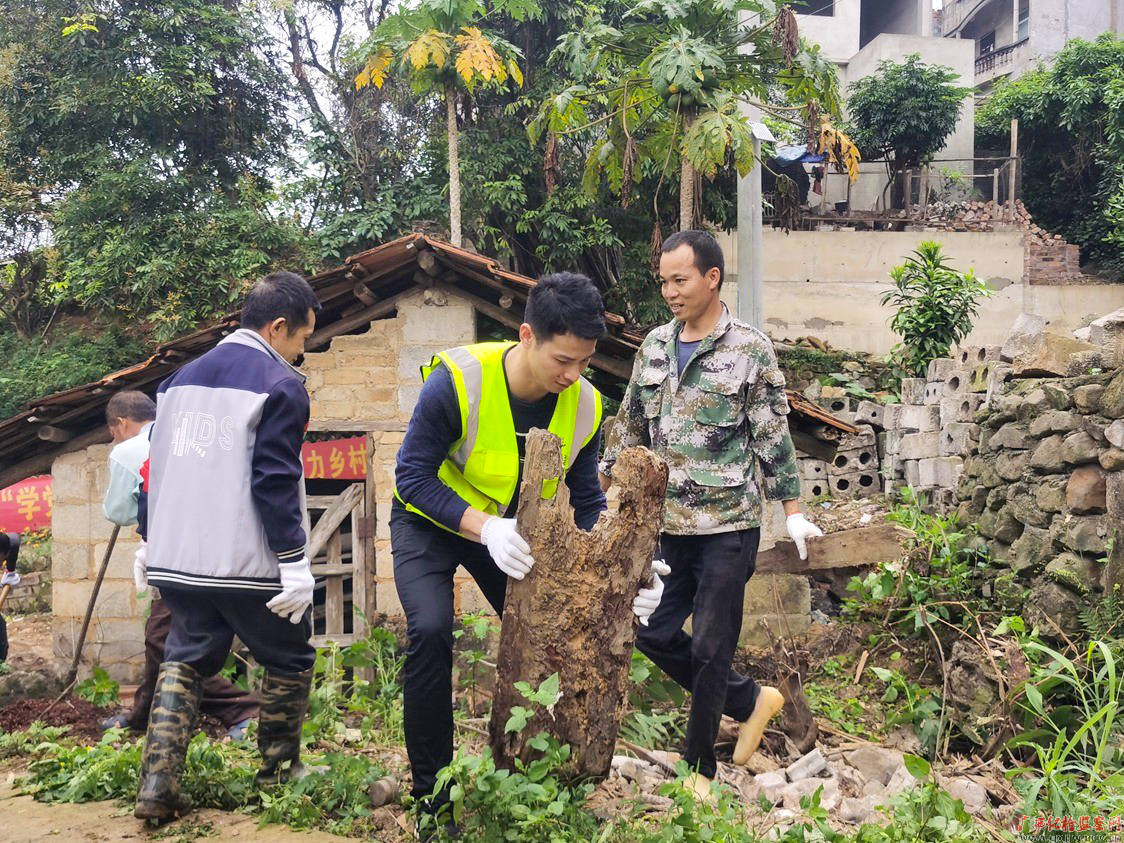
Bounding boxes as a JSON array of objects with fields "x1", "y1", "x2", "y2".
[{"x1": 488, "y1": 429, "x2": 667, "y2": 777}]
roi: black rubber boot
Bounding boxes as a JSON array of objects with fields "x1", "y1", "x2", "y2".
[
  {"x1": 134, "y1": 662, "x2": 203, "y2": 824},
  {"x1": 254, "y1": 667, "x2": 315, "y2": 786}
]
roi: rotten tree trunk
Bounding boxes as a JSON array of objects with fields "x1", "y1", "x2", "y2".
[{"x1": 489, "y1": 430, "x2": 667, "y2": 777}]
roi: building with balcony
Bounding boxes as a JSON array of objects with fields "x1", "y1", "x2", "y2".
[
  {"x1": 794, "y1": 0, "x2": 976, "y2": 211},
  {"x1": 940, "y1": 0, "x2": 1124, "y2": 91}
]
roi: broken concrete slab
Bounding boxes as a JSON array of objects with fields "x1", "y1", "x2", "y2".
[
  {"x1": 1000, "y1": 313, "x2": 1048, "y2": 363},
  {"x1": 1008, "y1": 332, "x2": 1102, "y2": 378}
]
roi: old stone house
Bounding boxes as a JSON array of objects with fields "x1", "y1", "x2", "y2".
[{"x1": 0, "y1": 235, "x2": 849, "y2": 681}]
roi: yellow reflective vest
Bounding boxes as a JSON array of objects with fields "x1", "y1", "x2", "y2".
[{"x1": 395, "y1": 342, "x2": 602, "y2": 532}]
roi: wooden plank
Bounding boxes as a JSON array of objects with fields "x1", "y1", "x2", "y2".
[
  {"x1": 790, "y1": 430, "x2": 837, "y2": 462},
  {"x1": 309, "y1": 563, "x2": 356, "y2": 577},
  {"x1": 755, "y1": 524, "x2": 914, "y2": 575},
  {"x1": 351, "y1": 499, "x2": 368, "y2": 635},
  {"x1": 326, "y1": 530, "x2": 344, "y2": 636},
  {"x1": 307, "y1": 483, "x2": 364, "y2": 559},
  {"x1": 305, "y1": 290, "x2": 408, "y2": 351}
]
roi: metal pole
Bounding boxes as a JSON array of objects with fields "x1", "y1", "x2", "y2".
[
  {"x1": 1008, "y1": 118, "x2": 1019, "y2": 221},
  {"x1": 735, "y1": 6, "x2": 763, "y2": 330},
  {"x1": 736, "y1": 120, "x2": 764, "y2": 329}
]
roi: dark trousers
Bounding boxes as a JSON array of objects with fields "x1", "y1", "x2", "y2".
[
  {"x1": 127, "y1": 597, "x2": 260, "y2": 730},
  {"x1": 390, "y1": 507, "x2": 508, "y2": 804},
  {"x1": 161, "y1": 588, "x2": 316, "y2": 679},
  {"x1": 636, "y1": 529, "x2": 761, "y2": 779}
]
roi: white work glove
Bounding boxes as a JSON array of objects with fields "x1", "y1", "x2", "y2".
[
  {"x1": 133, "y1": 542, "x2": 147, "y2": 593},
  {"x1": 480, "y1": 517, "x2": 535, "y2": 580},
  {"x1": 266, "y1": 558, "x2": 315, "y2": 624},
  {"x1": 632, "y1": 559, "x2": 671, "y2": 626},
  {"x1": 786, "y1": 513, "x2": 823, "y2": 561},
  {"x1": 0, "y1": 570, "x2": 19, "y2": 588}
]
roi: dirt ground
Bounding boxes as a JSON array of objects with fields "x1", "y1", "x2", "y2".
[
  {"x1": 4, "y1": 614, "x2": 53, "y2": 675},
  {"x1": 0, "y1": 773, "x2": 363, "y2": 842}
]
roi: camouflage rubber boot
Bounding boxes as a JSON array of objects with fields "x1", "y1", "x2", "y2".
[
  {"x1": 254, "y1": 667, "x2": 315, "y2": 787},
  {"x1": 134, "y1": 661, "x2": 203, "y2": 823}
]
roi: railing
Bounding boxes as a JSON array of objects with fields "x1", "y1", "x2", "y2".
[{"x1": 976, "y1": 38, "x2": 1028, "y2": 77}]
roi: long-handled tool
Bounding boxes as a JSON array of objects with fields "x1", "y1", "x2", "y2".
[{"x1": 42, "y1": 525, "x2": 121, "y2": 715}]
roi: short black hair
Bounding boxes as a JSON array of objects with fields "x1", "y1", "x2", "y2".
[
  {"x1": 661, "y1": 229, "x2": 724, "y2": 288},
  {"x1": 105, "y1": 390, "x2": 156, "y2": 425},
  {"x1": 525, "y1": 272, "x2": 607, "y2": 341},
  {"x1": 241, "y1": 271, "x2": 321, "y2": 333}
]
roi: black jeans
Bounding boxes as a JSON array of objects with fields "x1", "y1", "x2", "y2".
[
  {"x1": 127, "y1": 597, "x2": 259, "y2": 729},
  {"x1": 636, "y1": 529, "x2": 761, "y2": 779},
  {"x1": 161, "y1": 588, "x2": 315, "y2": 678},
  {"x1": 390, "y1": 505, "x2": 508, "y2": 805}
]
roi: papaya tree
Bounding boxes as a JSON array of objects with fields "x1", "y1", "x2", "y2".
[
  {"x1": 535, "y1": 0, "x2": 842, "y2": 232},
  {"x1": 356, "y1": 0, "x2": 539, "y2": 246}
]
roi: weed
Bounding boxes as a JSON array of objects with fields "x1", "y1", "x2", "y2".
[
  {"x1": 870, "y1": 667, "x2": 941, "y2": 757},
  {"x1": 74, "y1": 665, "x2": 120, "y2": 707},
  {"x1": 0, "y1": 721, "x2": 68, "y2": 758}
]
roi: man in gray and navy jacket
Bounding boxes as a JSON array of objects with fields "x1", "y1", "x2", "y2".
[{"x1": 134, "y1": 272, "x2": 321, "y2": 824}]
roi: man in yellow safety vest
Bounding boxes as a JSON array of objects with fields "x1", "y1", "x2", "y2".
[{"x1": 392, "y1": 272, "x2": 667, "y2": 838}]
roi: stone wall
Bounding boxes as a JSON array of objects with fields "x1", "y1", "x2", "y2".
[
  {"x1": 863, "y1": 319, "x2": 1124, "y2": 635},
  {"x1": 51, "y1": 445, "x2": 146, "y2": 682}
]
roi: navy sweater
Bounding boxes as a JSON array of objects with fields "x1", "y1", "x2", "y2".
[{"x1": 394, "y1": 363, "x2": 606, "y2": 531}]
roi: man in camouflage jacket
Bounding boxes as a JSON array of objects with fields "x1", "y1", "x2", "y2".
[{"x1": 600, "y1": 230, "x2": 823, "y2": 798}]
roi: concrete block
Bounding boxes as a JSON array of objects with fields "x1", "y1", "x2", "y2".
[
  {"x1": 786, "y1": 748, "x2": 828, "y2": 782},
  {"x1": 839, "y1": 425, "x2": 877, "y2": 448},
  {"x1": 456, "y1": 580, "x2": 496, "y2": 616},
  {"x1": 828, "y1": 471, "x2": 878, "y2": 497},
  {"x1": 903, "y1": 459, "x2": 921, "y2": 487},
  {"x1": 923, "y1": 381, "x2": 944, "y2": 406},
  {"x1": 800, "y1": 459, "x2": 828, "y2": 481},
  {"x1": 920, "y1": 457, "x2": 964, "y2": 489},
  {"x1": 927, "y1": 358, "x2": 955, "y2": 381},
  {"x1": 821, "y1": 395, "x2": 853, "y2": 416},
  {"x1": 398, "y1": 290, "x2": 475, "y2": 345},
  {"x1": 941, "y1": 423, "x2": 979, "y2": 456},
  {"x1": 899, "y1": 404, "x2": 940, "y2": 432},
  {"x1": 900, "y1": 379, "x2": 926, "y2": 405},
  {"x1": 899, "y1": 432, "x2": 940, "y2": 461},
  {"x1": 1000, "y1": 313, "x2": 1048, "y2": 362},
  {"x1": 1009, "y1": 331, "x2": 1101, "y2": 378},
  {"x1": 94, "y1": 537, "x2": 143, "y2": 581},
  {"x1": 375, "y1": 580, "x2": 404, "y2": 617},
  {"x1": 955, "y1": 346, "x2": 1001, "y2": 367},
  {"x1": 940, "y1": 394, "x2": 985, "y2": 428},
  {"x1": 830, "y1": 447, "x2": 877, "y2": 474},
  {"x1": 740, "y1": 613, "x2": 810, "y2": 647},
  {"x1": 51, "y1": 503, "x2": 90, "y2": 543},
  {"x1": 744, "y1": 574, "x2": 811, "y2": 616},
  {"x1": 52, "y1": 542, "x2": 92, "y2": 581},
  {"x1": 944, "y1": 370, "x2": 973, "y2": 396},
  {"x1": 881, "y1": 404, "x2": 904, "y2": 429},
  {"x1": 854, "y1": 401, "x2": 885, "y2": 428},
  {"x1": 803, "y1": 478, "x2": 830, "y2": 499}
]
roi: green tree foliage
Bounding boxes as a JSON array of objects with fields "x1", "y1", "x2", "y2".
[
  {"x1": 879, "y1": 241, "x2": 991, "y2": 377},
  {"x1": 0, "y1": 328, "x2": 149, "y2": 419},
  {"x1": 847, "y1": 54, "x2": 970, "y2": 193},
  {"x1": 977, "y1": 35, "x2": 1124, "y2": 279},
  {"x1": 0, "y1": 0, "x2": 314, "y2": 338},
  {"x1": 538, "y1": 0, "x2": 842, "y2": 231}
]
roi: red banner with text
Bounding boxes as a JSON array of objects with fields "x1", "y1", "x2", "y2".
[
  {"x1": 0, "y1": 476, "x2": 53, "y2": 533},
  {"x1": 301, "y1": 436, "x2": 368, "y2": 480}
]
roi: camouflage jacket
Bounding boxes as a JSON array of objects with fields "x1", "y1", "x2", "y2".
[{"x1": 600, "y1": 306, "x2": 801, "y2": 535}]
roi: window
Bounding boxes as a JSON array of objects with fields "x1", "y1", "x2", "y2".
[
  {"x1": 979, "y1": 30, "x2": 996, "y2": 55},
  {"x1": 1017, "y1": 0, "x2": 1029, "y2": 40}
]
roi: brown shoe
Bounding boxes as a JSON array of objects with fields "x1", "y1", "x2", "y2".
[{"x1": 732, "y1": 686, "x2": 785, "y2": 766}]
